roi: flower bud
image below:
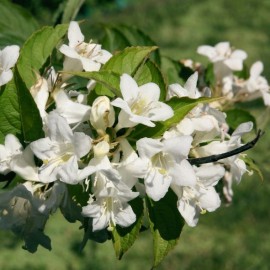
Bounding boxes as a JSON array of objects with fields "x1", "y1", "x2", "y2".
[{"x1": 90, "y1": 96, "x2": 115, "y2": 135}]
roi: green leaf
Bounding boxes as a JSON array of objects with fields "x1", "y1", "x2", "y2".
[
  {"x1": 241, "y1": 156, "x2": 264, "y2": 181},
  {"x1": 161, "y1": 56, "x2": 194, "y2": 85},
  {"x1": 61, "y1": 0, "x2": 85, "y2": 23},
  {"x1": 131, "y1": 96, "x2": 220, "y2": 140},
  {"x1": 95, "y1": 46, "x2": 158, "y2": 96},
  {"x1": 0, "y1": 80, "x2": 21, "y2": 144},
  {"x1": 146, "y1": 189, "x2": 184, "y2": 267},
  {"x1": 0, "y1": 0, "x2": 39, "y2": 47},
  {"x1": 226, "y1": 108, "x2": 257, "y2": 131},
  {"x1": 65, "y1": 70, "x2": 121, "y2": 97},
  {"x1": 112, "y1": 197, "x2": 144, "y2": 259},
  {"x1": 102, "y1": 26, "x2": 131, "y2": 53},
  {"x1": 17, "y1": 24, "x2": 69, "y2": 89},
  {"x1": 105, "y1": 25, "x2": 161, "y2": 65},
  {"x1": 204, "y1": 63, "x2": 215, "y2": 88},
  {"x1": 14, "y1": 68, "x2": 44, "y2": 143},
  {"x1": 134, "y1": 59, "x2": 167, "y2": 101}
]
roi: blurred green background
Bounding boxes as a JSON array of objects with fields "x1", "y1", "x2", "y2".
[{"x1": 1, "y1": 0, "x2": 270, "y2": 269}]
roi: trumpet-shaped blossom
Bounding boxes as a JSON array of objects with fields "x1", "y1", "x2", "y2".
[
  {"x1": 0, "y1": 45, "x2": 20, "y2": 87},
  {"x1": 53, "y1": 89, "x2": 91, "y2": 125},
  {"x1": 0, "y1": 134, "x2": 38, "y2": 181},
  {"x1": 196, "y1": 121, "x2": 253, "y2": 183},
  {"x1": 172, "y1": 164, "x2": 224, "y2": 227},
  {"x1": 111, "y1": 74, "x2": 174, "y2": 129},
  {"x1": 167, "y1": 72, "x2": 201, "y2": 100},
  {"x1": 197, "y1": 42, "x2": 247, "y2": 79},
  {"x1": 30, "y1": 112, "x2": 92, "y2": 184},
  {"x1": 136, "y1": 136, "x2": 196, "y2": 201},
  {"x1": 82, "y1": 179, "x2": 138, "y2": 231},
  {"x1": 59, "y1": 21, "x2": 112, "y2": 72},
  {"x1": 245, "y1": 61, "x2": 270, "y2": 106}
]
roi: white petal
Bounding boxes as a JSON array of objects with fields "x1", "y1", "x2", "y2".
[
  {"x1": 120, "y1": 74, "x2": 139, "y2": 102},
  {"x1": 224, "y1": 58, "x2": 243, "y2": 71},
  {"x1": 261, "y1": 91, "x2": 270, "y2": 106},
  {"x1": 115, "y1": 204, "x2": 136, "y2": 227},
  {"x1": 30, "y1": 137, "x2": 55, "y2": 160},
  {"x1": 215, "y1": 42, "x2": 230, "y2": 55},
  {"x1": 138, "y1": 82, "x2": 160, "y2": 102},
  {"x1": 197, "y1": 45, "x2": 216, "y2": 60},
  {"x1": 178, "y1": 199, "x2": 198, "y2": 227},
  {"x1": 5, "y1": 134, "x2": 23, "y2": 154},
  {"x1": 147, "y1": 102, "x2": 174, "y2": 122},
  {"x1": 163, "y1": 136, "x2": 192, "y2": 161},
  {"x1": 0, "y1": 70, "x2": 13, "y2": 86},
  {"x1": 250, "y1": 61, "x2": 263, "y2": 78},
  {"x1": 136, "y1": 137, "x2": 163, "y2": 159},
  {"x1": 230, "y1": 49, "x2": 247, "y2": 61},
  {"x1": 68, "y1": 21, "x2": 84, "y2": 48},
  {"x1": 38, "y1": 161, "x2": 61, "y2": 183},
  {"x1": 47, "y1": 111, "x2": 73, "y2": 142},
  {"x1": 195, "y1": 164, "x2": 225, "y2": 186},
  {"x1": 199, "y1": 187, "x2": 221, "y2": 212},
  {"x1": 145, "y1": 169, "x2": 171, "y2": 201},
  {"x1": 54, "y1": 90, "x2": 91, "y2": 124},
  {"x1": 59, "y1": 44, "x2": 81, "y2": 59},
  {"x1": 57, "y1": 156, "x2": 79, "y2": 184},
  {"x1": 167, "y1": 83, "x2": 188, "y2": 99},
  {"x1": 0, "y1": 45, "x2": 20, "y2": 70},
  {"x1": 72, "y1": 132, "x2": 92, "y2": 158},
  {"x1": 170, "y1": 160, "x2": 196, "y2": 187},
  {"x1": 184, "y1": 72, "x2": 198, "y2": 93},
  {"x1": 10, "y1": 146, "x2": 39, "y2": 181},
  {"x1": 80, "y1": 58, "x2": 101, "y2": 72},
  {"x1": 231, "y1": 121, "x2": 253, "y2": 138}
]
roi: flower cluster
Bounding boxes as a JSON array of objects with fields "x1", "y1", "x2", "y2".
[{"x1": 0, "y1": 21, "x2": 266, "y2": 258}]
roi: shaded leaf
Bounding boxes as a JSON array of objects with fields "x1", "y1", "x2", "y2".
[
  {"x1": 14, "y1": 68, "x2": 44, "y2": 143},
  {"x1": 226, "y1": 108, "x2": 257, "y2": 131},
  {"x1": 146, "y1": 189, "x2": 184, "y2": 267},
  {"x1": 65, "y1": 70, "x2": 121, "y2": 97},
  {"x1": 112, "y1": 197, "x2": 144, "y2": 259},
  {"x1": 0, "y1": 80, "x2": 21, "y2": 144},
  {"x1": 102, "y1": 26, "x2": 131, "y2": 53},
  {"x1": 61, "y1": 0, "x2": 85, "y2": 23},
  {"x1": 104, "y1": 25, "x2": 161, "y2": 65},
  {"x1": 95, "y1": 46, "x2": 158, "y2": 96},
  {"x1": 241, "y1": 156, "x2": 264, "y2": 181},
  {"x1": 134, "y1": 59, "x2": 167, "y2": 101},
  {"x1": 161, "y1": 56, "x2": 194, "y2": 85},
  {"x1": 0, "y1": 0, "x2": 39, "y2": 47},
  {"x1": 17, "y1": 24, "x2": 68, "y2": 89}
]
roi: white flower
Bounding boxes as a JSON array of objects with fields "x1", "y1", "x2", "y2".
[
  {"x1": 245, "y1": 61, "x2": 270, "y2": 106},
  {"x1": 167, "y1": 72, "x2": 201, "y2": 100},
  {"x1": 30, "y1": 74, "x2": 50, "y2": 122},
  {"x1": 0, "y1": 134, "x2": 38, "y2": 181},
  {"x1": 172, "y1": 164, "x2": 224, "y2": 227},
  {"x1": 30, "y1": 111, "x2": 92, "y2": 184},
  {"x1": 197, "y1": 42, "x2": 247, "y2": 79},
  {"x1": 111, "y1": 74, "x2": 174, "y2": 129},
  {"x1": 0, "y1": 45, "x2": 20, "y2": 87},
  {"x1": 82, "y1": 176, "x2": 138, "y2": 231},
  {"x1": 90, "y1": 96, "x2": 115, "y2": 135},
  {"x1": 136, "y1": 136, "x2": 196, "y2": 201},
  {"x1": 53, "y1": 89, "x2": 91, "y2": 125},
  {"x1": 196, "y1": 121, "x2": 253, "y2": 183},
  {"x1": 59, "y1": 21, "x2": 112, "y2": 73}
]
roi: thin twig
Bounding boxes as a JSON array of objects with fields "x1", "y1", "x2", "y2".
[{"x1": 188, "y1": 130, "x2": 264, "y2": 166}]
